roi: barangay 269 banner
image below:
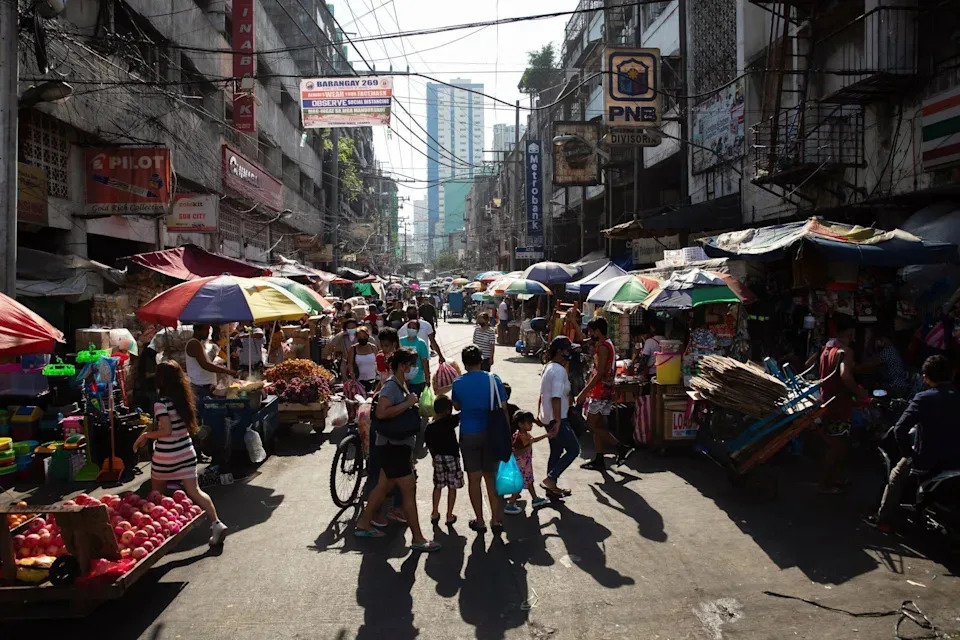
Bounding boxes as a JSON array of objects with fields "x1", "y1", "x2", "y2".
[{"x1": 299, "y1": 76, "x2": 393, "y2": 129}]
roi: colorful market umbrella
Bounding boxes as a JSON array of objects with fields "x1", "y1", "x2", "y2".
[
  {"x1": 0, "y1": 292, "x2": 64, "y2": 356},
  {"x1": 262, "y1": 277, "x2": 333, "y2": 313},
  {"x1": 463, "y1": 281, "x2": 483, "y2": 291},
  {"x1": 471, "y1": 291, "x2": 497, "y2": 302},
  {"x1": 451, "y1": 277, "x2": 470, "y2": 286},
  {"x1": 501, "y1": 279, "x2": 552, "y2": 296},
  {"x1": 136, "y1": 275, "x2": 312, "y2": 327},
  {"x1": 410, "y1": 283, "x2": 421, "y2": 291},
  {"x1": 476, "y1": 270, "x2": 504, "y2": 283},
  {"x1": 522, "y1": 261, "x2": 582, "y2": 285},
  {"x1": 641, "y1": 268, "x2": 755, "y2": 310},
  {"x1": 587, "y1": 275, "x2": 660, "y2": 313}
]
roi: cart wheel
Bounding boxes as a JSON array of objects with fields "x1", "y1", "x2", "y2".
[{"x1": 49, "y1": 555, "x2": 81, "y2": 586}]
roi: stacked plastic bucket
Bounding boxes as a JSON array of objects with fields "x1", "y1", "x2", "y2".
[
  {"x1": 12, "y1": 440, "x2": 39, "y2": 483},
  {"x1": 0, "y1": 437, "x2": 14, "y2": 488}
]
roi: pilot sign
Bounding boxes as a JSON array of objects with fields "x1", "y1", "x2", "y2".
[{"x1": 604, "y1": 47, "x2": 661, "y2": 128}]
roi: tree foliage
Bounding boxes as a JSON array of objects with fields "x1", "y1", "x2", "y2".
[
  {"x1": 433, "y1": 250, "x2": 464, "y2": 273},
  {"x1": 324, "y1": 133, "x2": 362, "y2": 202},
  {"x1": 519, "y1": 43, "x2": 562, "y2": 94}
]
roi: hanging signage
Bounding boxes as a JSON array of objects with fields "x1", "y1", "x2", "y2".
[
  {"x1": 17, "y1": 163, "x2": 48, "y2": 225},
  {"x1": 515, "y1": 246, "x2": 544, "y2": 261},
  {"x1": 604, "y1": 47, "x2": 661, "y2": 128},
  {"x1": 305, "y1": 245, "x2": 334, "y2": 263},
  {"x1": 167, "y1": 194, "x2": 219, "y2": 233},
  {"x1": 84, "y1": 147, "x2": 171, "y2": 215},
  {"x1": 299, "y1": 76, "x2": 393, "y2": 128},
  {"x1": 221, "y1": 144, "x2": 283, "y2": 211},
  {"x1": 232, "y1": 0, "x2": 256, "y2": 134},
  {"x1": 525, "y1": 139, "x2": 544, "y2": 248},
  {"x1": 692, "y1": 79, "x2": 746, "y2": 173},
  {"x1": 553, "y1": 122, "x2": 602, "y2": 186},
  {"x1": 921, "y1": 86, "x2": 960, "y2": 171},
  {"x1": 609, "y1": 128, "x2": 662, "y2": 147},
  {"x1": 294, "y1": 234, "x2": 322, "y2": 249}
]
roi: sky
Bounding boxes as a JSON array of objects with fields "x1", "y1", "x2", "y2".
[{"x1": 336, "y1": 0, "x2": 577, "y2": 237}]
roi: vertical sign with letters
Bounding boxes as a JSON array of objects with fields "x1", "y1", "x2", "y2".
[
  {"x1": 232, "y1": 0, "x2": 256, "y2": 133},
  {"x1": 525, "y1": 140, "x2": 544, "y2": 251}
]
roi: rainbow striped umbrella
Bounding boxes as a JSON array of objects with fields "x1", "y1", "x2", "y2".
[
  {"x1": 136, "y1": 275, "x2": 312, "y2": 327},
  {"x1": 501, "y1": 278, "x2": 552, "y2": 295}
]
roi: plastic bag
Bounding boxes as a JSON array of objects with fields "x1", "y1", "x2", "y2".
[
  {"x1": 432, "y1": 361, "x2": 460, "y2": 394},
  {"x1": 244, "y1": 428, "x2": 267, "y2": 463},
  {"x1": 356, "y1": 397, "x2": 372, "y2": 453},
  {"x1": 343, "y1": 379, "x2": 366, "y2": 421},
  {"x1": 327, "y1": 399, "x2": 348, "y2": 428},
  {"x1": 494, "y1": 455, "x2": 524, "y2": 496},
  {"x1": 419, "y1": 385, "x2": 436, "y2": 418}
]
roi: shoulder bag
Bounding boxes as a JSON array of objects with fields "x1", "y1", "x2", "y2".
[
  {"x1": 372, "y1": 379, "x2": 421, "y2": 440},
  {"x1": 488, "y1": 374, "x2": 513, "y2": 462}
]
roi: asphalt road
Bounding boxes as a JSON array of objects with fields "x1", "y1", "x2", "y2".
[{"x1": 5, "y1": 320, "x2": 960, "y2": 639}]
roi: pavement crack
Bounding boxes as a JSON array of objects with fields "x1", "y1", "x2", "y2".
[{"x1": 694, "y1": 598, "x2": 743, "y2": 640}]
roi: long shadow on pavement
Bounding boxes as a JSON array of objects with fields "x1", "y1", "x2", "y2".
[
  {"x1": 539, "y1": 503, "x2": 636, "y2": 589},
  {"x1": 589, "y1": 472, "x2": 668, "y2": 543},
  {"x1": 458, "y1": 535, "x2": 530, "y2": 640},
  {"x1": 355, "y1": 550, "x2": 423, "y2": 640}
]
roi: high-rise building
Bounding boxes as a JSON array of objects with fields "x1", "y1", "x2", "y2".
[
  {"x1": 492, "y1": 123, "x2": 526, "y2": 154},
  {"x1": 412, "y1": 199, "x2": 428, "y2": 264},
  {"x1": 426, "y1": 79, "x2": 484, "y2": 258}
]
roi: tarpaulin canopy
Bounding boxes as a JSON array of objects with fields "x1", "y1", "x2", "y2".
[
  {"x1": 124, "y1": 244, "x2": 269, "y2": 280},
  {"x1": 271, "y1": 256, "x2": 338, "y2": 282},
  {"x1": 0, "y1": 292, "x2": 65, "y2": 356},
  {"x1": 700, "y1": 218, "x2": 959, "y2": 266},
  {"x1": 17, "y1": 248, "x2": 125, "y2": 300},
  {"x1": 337, "y1": 267, "x2": 370, "y2": 281},
  {"x1": 565, "y1": 262, "x2": 629, "y2": 295},
  {"x1": 570, "y1": 251, "x2": 609, "y2": 279},
  {"x1": 641, "y1": 268, "x2": 755, "y2": 311}
]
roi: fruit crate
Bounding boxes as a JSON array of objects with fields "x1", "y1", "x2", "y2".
[{"x1": 0, "y1": 502, "x2": 204, "y2": 619}]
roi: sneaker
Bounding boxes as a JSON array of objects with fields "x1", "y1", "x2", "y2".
[
  {"x1": 209, "y1": 520, "x2": 228, "y2": 546},
  {"x1": 531, "y1": 497, "x2": 549, "y2": 508},
  {"x1": 503, "y1": 504, "x2": 523, "y2": 515}
]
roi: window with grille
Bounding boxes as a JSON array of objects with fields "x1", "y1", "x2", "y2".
[
  {"x1": 220, "y1": 207, "x2": 241, "y2": 245},
  {"x1": 18, "y1": 110, "x2": 70, "y2": 199}
]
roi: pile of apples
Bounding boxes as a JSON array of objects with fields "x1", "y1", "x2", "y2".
[
  {"x1": 13, "y1": 515, "x2": 65, "y2": 559},
  {"x1": 13, "y1": 491, "x2": 203, "y2": 564},
  {"x1": 93, "y1": 490, "x2": 203, "y2": 561}
]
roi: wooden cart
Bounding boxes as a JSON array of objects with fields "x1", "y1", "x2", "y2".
[
  {"x1": 0, "y1": 502, "x2": 204, "y2": 619},
  {"x1": 278, "y1": 402, "x2": 328, "y2": 428}
]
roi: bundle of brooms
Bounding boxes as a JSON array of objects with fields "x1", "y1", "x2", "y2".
[{"x1": 690, "y1": 355, "x2": 789, "y2": 419}]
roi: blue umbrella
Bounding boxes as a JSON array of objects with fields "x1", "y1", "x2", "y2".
[{"x1": 522, "y1": 261, "x2": 582, "y2": 285}]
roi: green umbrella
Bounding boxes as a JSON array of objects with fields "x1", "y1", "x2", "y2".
[{"x1": 263, "y1": 277, "x2": 333, "y2": 314}]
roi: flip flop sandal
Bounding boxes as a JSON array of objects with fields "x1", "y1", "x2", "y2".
[
  {"x1": 354, "y1": 528, "x2": 386, "y2": 538},
  {"x1": 445, "y1": 515, "x2": 457, "y2": 526},
  {"x1": 468, "y1": 519, "x2": 487, "y2": 532},
  {"x1": 410, "y1": 540, "x2": 442, "y2": 552},
  {"x1": 371, "y1": 518, "x2": 388, "y2": 528},
  {"x1": 540, "y1": 483, "x2": 572, "y2": 497}
]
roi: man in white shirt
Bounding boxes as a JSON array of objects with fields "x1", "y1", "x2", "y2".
[
  {"x1": 402, "y1": 305, "x2": 445, "y2": 363},
  {"x1": 497, "y1": 299, "x2": 510, "y2": 342},
  {"x1": 539, "y1": 336, "x2": 580, "y2": 496},
  {"x1": 639, "y1": 319, "x2": 667, "y2": 377}
]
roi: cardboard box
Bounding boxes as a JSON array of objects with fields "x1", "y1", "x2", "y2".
[{"x1": 75, "y1": 328, "x2": 111, "y2": 350}]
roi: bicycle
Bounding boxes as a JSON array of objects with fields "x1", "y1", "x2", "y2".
[{"x1": 329, "y1": 392, "x2": 369, "y2": 508}]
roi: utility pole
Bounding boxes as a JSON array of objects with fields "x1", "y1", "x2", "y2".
[
  {"x1": 331, "y1": 127, "x2": 340, "y2": 267},
  {"x1": 678, "y1": 0, "x2": 690, "y2": 214},
  {"x1": 511, "y1": 100, "x2": 520, "y2": 271},
  {"x1": 632, "y1": 5, "x2": 642, "y2": 224},
  {"x1": 1, "y1": 0, "x2": 18, "y2": 296}
]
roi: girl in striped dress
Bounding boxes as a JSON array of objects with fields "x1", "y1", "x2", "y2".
[{"x1": 134, "y1": 361, "x2": 228, "y2": 546}]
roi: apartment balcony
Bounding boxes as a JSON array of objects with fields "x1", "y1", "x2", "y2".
[
  {"x1": 818, "y1": 6, "x2": 919, "y2": 104},
  {"x1": 752, "y1": 102, "x2": 864, "y2": 187},
  {"x1": 562, "y1": 0, "x2": 604, "y2": 67}
]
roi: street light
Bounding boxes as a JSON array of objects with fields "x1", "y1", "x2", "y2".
[{"x1": 18, "y1": 80, "x2": 72, "y2": 107}]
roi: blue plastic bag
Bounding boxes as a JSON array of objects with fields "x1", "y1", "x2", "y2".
[{"x1": 495, "y1": 454, "x2": 525, "y2": 496}]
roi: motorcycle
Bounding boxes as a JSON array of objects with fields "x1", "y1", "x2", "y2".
[{"x1": 873, "y1": 389, "x2": 960, "y2": 548}]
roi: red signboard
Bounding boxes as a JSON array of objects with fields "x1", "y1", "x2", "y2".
[
  {"x1": 233, "y1": 93, "x2": 256, "y2": 133},
  {"x1": 84, "y1": 147, "x2": 171, "y2": 215},
  {"x1": 232, "y1": 0, "x2": 256, "y2": 134},
  {"x1": 222, "y1": 144, "x2": 283, "y2": 211}
]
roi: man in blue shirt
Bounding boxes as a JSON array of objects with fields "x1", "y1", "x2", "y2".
[
  {"x1": 399, "y1": 319, "x2": 430, "y2": 395},
  {"x1": 871, "y1": 355, "x2": 960, "y2": 530},
  {"x1": 452, "y1": 345, "x2": 508, "y2": 533}
]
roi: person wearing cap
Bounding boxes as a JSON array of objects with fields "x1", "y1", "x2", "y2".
[{"x1": 539, "y1": 336, "x2": 580, "y2": 496}]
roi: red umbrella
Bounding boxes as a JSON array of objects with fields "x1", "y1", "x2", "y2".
[{"x1": 0, "y1": 292, "x2": 65, "y2": 356}]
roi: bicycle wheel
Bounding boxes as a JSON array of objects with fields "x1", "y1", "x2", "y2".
[{"x1": 330, "y1": 433, "x2": 364, "y2": 508}]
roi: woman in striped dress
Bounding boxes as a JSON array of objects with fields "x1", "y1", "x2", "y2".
[{"x1": 134, "y1": 361, "x2": 228, "y2": 546}]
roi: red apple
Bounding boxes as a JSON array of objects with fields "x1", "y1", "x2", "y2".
[
  {"x1": 131, "y1": 547, "x2": 147, "y2": 560},
  {"x1": 120, "y1": 531, "x2": 134, "y2": 545},
  {"x1": 13, "y1": 534, "x2": 25, "y2": 547},
  {"x1": 142, "y1": 501, "x2": 156, "y2": 513},
  {"x1": 38, "y1": 532, "x2": 52, "y2": 547},
  {"x1": 18, "y1": 546, "x2": 32, "y2": 558},
  {"x1": 61, "y1": 500, "x2": 76, "y2": 507},
  {"x1": 172, "y1": 489, "x2": 186, "y2": 503},
  {"x1": 52, "y1": 534, "x2": 62, "y2": 547},
  {"x1": 45, "y1": 544, "x2": 59, "y2": 556},
  {"x1": 120, "y1": 548, "x2": 132, "y2": 558},
  {"x1": 46, "y1": 514, "x2": 56, "y2": 525},
  {"x1": 25, "y1": 533, "x2": 41, "y2": 547},
  {"x1": 28, "y1": 518, "x2": 46, "y2": 532},
  {"x1": 114, "y1": 526, "x2": 125, "y2": 538},
  {"x1": 173, "y1": 504, "x2": 185, "y2": 515},
  {"x1": 110, "y1": 515, "x2": 122, "y2": 526},
  {"x1": 143, "y1": 524, "x2": 156, "y2": 536},
  {"x1": 160, "y1": 497, "x2": 176, "y2": 509},
  {"x1": 141, "y1": 540, "x2": 155, "y2": 553}
]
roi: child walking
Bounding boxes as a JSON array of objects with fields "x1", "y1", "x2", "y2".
[
  {"x1": 425, "y1": 395, "x2": 463, "y2": 525},
  {"x1": 504, "y1": 411, "x2": 549, "y2": 515}
]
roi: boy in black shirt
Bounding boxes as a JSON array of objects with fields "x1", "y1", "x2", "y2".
[{"x1": 425, "y1": 395, "x2": 463, "y2": 525}]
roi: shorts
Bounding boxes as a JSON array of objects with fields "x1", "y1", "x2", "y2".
[
  {"x1": 359, "y1": 379, "x2": 377, "y2": 394},
  {"x1": 481, "y1": 358, "x2": 491, "y2": 372},
  {"x1": 376, "y1": 443, "x2": 413, "y2": 479},
  {"x1": 459, "y1": 430, "x2": 498, "y2": 474},
  {"x1": 586, "y1": 398, "x2": 613, "y2": 416},
  {"x1": 432, "y1": 454, "x2": 464, "y2": 489}
]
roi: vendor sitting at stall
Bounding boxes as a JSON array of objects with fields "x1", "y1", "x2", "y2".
[
  {"x1": 858, "y1": 329, "x2": 911, "y2": 397},
  {"x1": 232, "y1": 326, "x2": 266, "y2": 375},
  {"x1": 185, "y1": 325, "x2": 239, "y2": 400},
  {"x1": 638, "y1": 319, "x2": 667, "y2": 379}
]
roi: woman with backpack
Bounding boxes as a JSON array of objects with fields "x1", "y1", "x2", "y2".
[{"x1": 354, "y1": 348, "x2": 440, "y2": 552}]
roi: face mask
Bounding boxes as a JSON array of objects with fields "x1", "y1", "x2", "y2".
[
  {"x1": 347, "y1": 328, "x2": 356, "y2": 337},
  {"x1": 376, "y1": 319, "x2": 384, "y2": 328}
]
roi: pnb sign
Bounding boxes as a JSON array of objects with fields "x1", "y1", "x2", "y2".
[{"x1": 604, "y1": 48, "x2": 661, "y2": 128}]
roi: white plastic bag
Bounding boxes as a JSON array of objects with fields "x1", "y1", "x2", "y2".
[
  {"x1": 328, "y1": 399, "x2": 348, "y2": 428},
  {"x1": 244, "y1": 428, "x2": 267, "y2": 463}
]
